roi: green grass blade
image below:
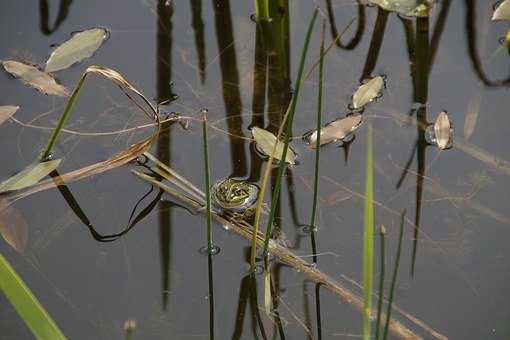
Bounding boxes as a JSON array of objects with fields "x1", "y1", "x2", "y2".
[
  {"x1": 362, "y1": 124, "x2": 374, "y2": 340},
  {"x1": 40, "y1": 75, "x2": 86, "y2": 161},
  {"x1": 0, "y1": 253, "x2": 66, "y2": 340},
  {"x1": 257, "y1": 8, "x2": 318, "y2": 264}
]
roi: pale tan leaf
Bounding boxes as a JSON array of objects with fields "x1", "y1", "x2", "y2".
[
  {"x1": 0, "y1": 199, "x2": 28, "y2": 252},
  {"x1": 434, "y1": 111, "x2": 453, "y2": 150},
  {"x1": 368, "y1": 0, "x2": 436, "y2": 17},
  {"x1": 492, "y1": 0, "x2": 510, "y2": 21},
  {"x1": 0, "y1": 106, "x2": 19, "y2": 126},
  {"x1": 2, "y1": 60, "x2": 69, "y2": 97},
  {"x1": 0, "y1": 159, "x2": 62, "y2": 192},
  {"x1": 352, "y1": 76, "x2": 384, "y2": 109},
  {"x1": 305, "y1": 115, "x2": 362, "y2": 148},
  {"x1": 251, "y1": 127, "x2": 296, "y2": 164},
  {"x1": 45, "y1": 28, "x2": 108, "y2": 72}
]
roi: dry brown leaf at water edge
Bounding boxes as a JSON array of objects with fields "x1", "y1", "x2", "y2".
[
  {"x1": 304, "y1": 115, "x2": 362, "y2": 148},
  {"x1": 2, "y1": 60, "x2": 69, "y2": 97},
  {"x1": 0, "y1": 106, "x2": 19, "y2": 126},
  {"x1": 434, "y1": 111, "x2": 453, "y2": 150},
  {"x1": 0, "y1": 199, "x2": 28, "y2": 252}
]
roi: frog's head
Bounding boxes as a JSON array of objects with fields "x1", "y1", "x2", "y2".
[{"x1": 215, "y1": 179, "x2": 250, "y2": 206}]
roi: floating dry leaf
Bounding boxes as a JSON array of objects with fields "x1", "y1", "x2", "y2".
[
  {"x1": 0, "y1": 199, "x2": 28, "y2": 252},
  {"x1": 434, "y1": 111, "x2": 453, "y2": 150},
  {"x1": 368, "y1": 0, "x2": 436, "y2": 17},
  {"x1": 463, "y1": 93, "x2": 481, "y2": 140},
  {"x1": 0, "y1": 106, "x2": 19, "y2": 126},
  {"x1": 2, "y1": 60, "x2": 69, "y2": 97},
  {"x1": 45, "y1": 27, "x2": 108, "y2": 72},
  {"x1": 352, "y1": 76, "x2": 384, "y2": 110},
  {"x1": 304, "y1": 115, "x2": 363, "y2": 148},
  {"x1": 0, "y1": 159, "x2": 62, "y2": 192},
  {"x1": 251, "y1": 127, "x2": 296, "y2": 164},
  {"x1": 492, "y1": 0, "x2": 510, "y2": 21}
]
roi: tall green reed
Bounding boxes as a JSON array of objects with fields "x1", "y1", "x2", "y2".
[
  {"x1": 252, "y1": 9, "x2": 318, "y2": 268},
  {"x1": 362, "y1": 123, "x2": 374, "y2": 340},
  {"x1": 254, "y1": 0, "x2": 270, "y2": 21},
  {"x1": 309, "y1": 19, "x2": 326, "y2": 235},
  {"x1": 201, "y1": 109, "x2": 214, "y2": 253},
  {"x1": 0, "y1": 253, "x2": 66, "y2": 339}
]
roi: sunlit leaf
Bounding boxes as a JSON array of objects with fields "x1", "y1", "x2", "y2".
[
  {"x1": 352, "y1": 76, "x2": 384, "y2": 110},
  {"x1": 492, "y1": 0, "x2": 510, "y2": 21},
  {"x1": 45, "y1": 27, "x2": 108, "y2": 72},
  {"x1": 2, "y1": 61, "x2": 69, "y2": 97},
  {"x1": 251, "y1": 127, "x2": 296, "y2": 164},
  {"x1": 0, "y1": 253, "x2": 66, "y2": 339},
  {"x1": 0, "y1": 106, "x2": 19, "y2": 126},
  {"x1": 304, "y1": 115, "x2": 362, "y2": 148},
  {"x1": 0, "y1": 159, "x2": 62, "y2": 192},
  {"x1": 0, "y1": 200, "x2": 28, "y2": 252},
  {"x1": 368, "y1": 0, "x2": 436, "y2": 17},
  {"x1": 463, "y1": 93, "x2": 481, "y2": 140},
  {"x1": 434, "y1": 111, "x2": 453, "y2": 150},
  {"x1": 264, "y1": 269, "x2": 272, "y2": 316}
]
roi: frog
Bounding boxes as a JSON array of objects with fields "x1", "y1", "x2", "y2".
[{"x1": 211, "y1": 178, "x2": 259, "y2": 220}]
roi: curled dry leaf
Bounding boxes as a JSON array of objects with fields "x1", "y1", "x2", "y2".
[
  {"x1": 0, "y1": 106, "x2": 19, "y2": 126},
  {"x1": 0, "y1": 199, "x2": 28, "y2": 252},
  {"x1": 434, "y1": 111, "x2": 453, "y2": 150},
  {"x1": 492, "y1": 0, "x2": 510, "y2": 21},
  {"x1": 352, "y1": 76, "x2": 384, "y2": 110},
  {"x1": 2, "y1": 60, "x2": 69, "y2": 97},
  {"x1": 304, "y1": 114, "x2": 363, "y2": 148},
  {"x1": 251, "y1": 127, "x2": 296, "y2": 164},
  {"x1": 45, "y1": 27, "x2": 109, "y2": 72},
  {"x1": 0, "y1": 159, "x2": 62, "y2": 192}
]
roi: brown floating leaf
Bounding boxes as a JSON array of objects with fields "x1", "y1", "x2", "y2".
[
  {"x1": 352, "y1": 76, "x2": 384, "y2": 110},
  {"x1": 0, "y1": 106, "x2": 19, "y2": 126},
  {"x1": 0, "y1": 199, "x2": 28, "y2": 252},
  {"x1": 2, "y1": 60, "x2": 69, "y2": 97},
  {"x1": 492, "y1": 0, "x2": 510, "y2": 21},
  {"x1": 304, "y1": 115, "x2": 362, "y2": 148},
  {"x1": 434, "y1": 111, "x2": 453, "y2": 150},
  {"x1": 45, "y1": 27, "x2": 108, "y2": 72}
]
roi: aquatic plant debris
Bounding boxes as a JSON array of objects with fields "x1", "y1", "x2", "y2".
[
  {"x1": 45, "y1": 27, "x2": 108, "y2": 72},
  {"x1": 368, "y1": 0, "x2": 436, "y2": 17},
  {"x1": 352, "y1": 76, "x2": 384, "y2": 110},
  {"x1": 492, "y1": 0, "x2": 510, "y2": 21},
  {"x1": 251, "y1": 127, "x2": 296, "y2": 164},
  {"x1": 304, "y1": 114, "x2": 363, "y2": 148},
  {"x1": 1, "y1": 60, "x2": 69, "y2": 97},
  {"x1": 0, "y1": 159, "x2": 62, "y2": 192},
  {"x1": 0, "y1": 106, "x2": 19, "y2": 126},
  {"x1": 434, "y1": 111, "x2": 453, "y2": 150},
  {"x1": 0, "y1": 199, "x2": 28, "y2": 252}
]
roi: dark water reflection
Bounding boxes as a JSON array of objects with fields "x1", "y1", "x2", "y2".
[{"x1": 1, "y1": 0, "x2": 510, "y2": 339}]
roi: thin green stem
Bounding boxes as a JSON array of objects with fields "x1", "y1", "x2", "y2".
[
  {"x1": 375, "y1": 225, "x2": 386, "y2": 340},
  {"x1": 383, "y1": 210, "x2": 406, "y2": 340},
  {"x1": 257, "y1": 8, "x2": 318, "y2": 265},
  {"x1": 362, "y1": 123, "x2": 374, "y2": 340},
  {"x1": 254, "y1": 0, "x2": 270, "y2": 21},
  {"x1": 40, "y1": 75, "x2": 86, "y2": 161},
  {"x1": 309, "y1": 19, "x2": 326, "y2": 233},
  {"x1": 202, "y1": 109, "x2": 213, "y2": 251}
]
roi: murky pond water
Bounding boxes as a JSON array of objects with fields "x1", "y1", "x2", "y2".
[{"x1": 1, "y1": 1, "x2": 510, "y2": 339}]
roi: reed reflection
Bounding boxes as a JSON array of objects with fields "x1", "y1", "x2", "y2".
[{"x1": 39, "y1": 0, "x2": 72, "y2": 35}]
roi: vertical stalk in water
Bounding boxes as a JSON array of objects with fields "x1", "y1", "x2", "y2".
[
  {"x1": 202, "y1": 109, "x2": 213, "y2": 252},
  {"x1": 310, "y1": 19, "x2": 326, "y2": 234},
  {"x1": 362, "y1": 123, "x2": 374, "y2": 340},
  {"x1": 375, "y1": 224, "x2": 386, "y2": 340},
  {"x1": 383, "y1": 210, "x2": 406, "y2": 340},
  {"x1": 254, "y1": 0, "x2": 269, "y2": 21}
]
